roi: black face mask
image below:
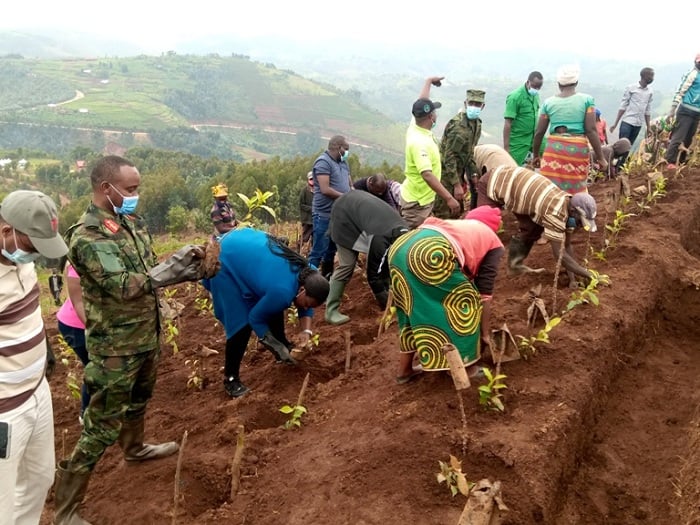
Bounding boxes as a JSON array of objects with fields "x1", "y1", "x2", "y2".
[{"x1": 696, "y1": 62, "x2": 700, "y2": 70}]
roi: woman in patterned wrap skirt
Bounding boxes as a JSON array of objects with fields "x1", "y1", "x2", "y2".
[{"x1": 389, "y1": 207, "x2": 505, "y2": 383}]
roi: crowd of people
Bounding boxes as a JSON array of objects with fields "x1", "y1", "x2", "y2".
[{"x1": 1, "y1": 53, "x2": 698, "y2": 523}]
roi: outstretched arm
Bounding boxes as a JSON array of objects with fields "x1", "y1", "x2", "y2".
[
  {"x1": 550, "y1": 234, "x2": 591, "y2": 281},
  {"x1": 419, "y1": 76, "x2": 444, "y2": 99}
]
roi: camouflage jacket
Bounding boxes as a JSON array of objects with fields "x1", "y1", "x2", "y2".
[
  {"x1": 65, "y1": 203, "x2": 160, "y2": 356},
  {"x1": 439, "y1": 112, "x2": 482, "y2": 186}
]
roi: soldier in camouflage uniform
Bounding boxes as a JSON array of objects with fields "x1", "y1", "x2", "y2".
[
  {"x1": 54, "y1": 156, "x2": 212, "y2": 525},
  {"x1": 433, "y1": 89, "x2": 485, "y2": 218}
]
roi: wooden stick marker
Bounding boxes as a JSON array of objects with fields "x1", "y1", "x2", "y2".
[{"x1": 442, "y1": 343, "x2": 470, "y2": 390}]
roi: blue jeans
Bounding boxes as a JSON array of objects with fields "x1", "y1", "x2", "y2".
[
  {"x1": 308, "y1": 214, "x2": 337, "y2": 268},
  {"x1": 58, "y1": 321, "x2": 90, "y2": 417},
  {"x1": 619, "y1": 121, "x2": 642, "y2": 148}
]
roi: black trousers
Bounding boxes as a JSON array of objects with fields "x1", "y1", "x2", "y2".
[{"x1": 666, "y1": 105, "x2": 700, "y2": 164}]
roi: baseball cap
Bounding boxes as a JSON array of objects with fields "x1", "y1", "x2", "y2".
[
  {"x1": 412, "y1": 98, "x2": 442, "y2": 118},
  {"x1": 0, "y1": 190, "x2": 68, "y2": 258},
  {"x1": 570, "y1": 192, "x2": 597, "y2": 233}
]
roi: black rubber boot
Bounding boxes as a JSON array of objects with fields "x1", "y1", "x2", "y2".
[
  {"x1": 54, "y1": 460, "x2": 93, "y2": 525},
  {"x1": 320, "y1": 260, "x2": 335, "y2": 280},
  {"x1": 118, "y1": 417, "x2": 179, "y2": 461},
  {"x1": 373, "y1": 290, "x2": 389, "y2": 310},
  {"x1": 507, "y1": 236, "x2": 537, "y2": 275}
]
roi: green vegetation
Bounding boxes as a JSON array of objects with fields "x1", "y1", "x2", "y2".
[{"x1": 0, "y1": 54, "x2": 405, "y2": 163}]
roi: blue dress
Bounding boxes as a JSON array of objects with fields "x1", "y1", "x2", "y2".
[{"x1": 202, "y1": 228, "x2": 312, "y2": 338}]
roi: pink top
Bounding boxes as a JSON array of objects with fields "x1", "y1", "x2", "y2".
[{"x1": 56, "y1": 265, "x2": 85, "y2": 329}]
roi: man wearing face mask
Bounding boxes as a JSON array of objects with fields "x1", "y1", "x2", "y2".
[
  {"x1": 434, "y1": 89, "x2": 486, "y2": 217},
  {"x1": 0, "y1": 190, "x2": 68, "y2": 525},
  {"x1": 401, "y1": 76, "x2": 460, "y2": 228},
  {"x1": 504, "y1": 71, "x2": 543, "y2": 166},
  {"x1": 308, "y1": 135, "x2": 352, "y2": 281},
  {"x1": 665, "y1": 54, "x2": 700, "y2": 169},
  {"x1": 54, "y1": 155, "x2": 218, "y2": 524}
]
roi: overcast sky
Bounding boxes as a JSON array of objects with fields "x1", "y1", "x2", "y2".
[{"x1": 2, "y1": 0, "x2": 698, "y2": 64}]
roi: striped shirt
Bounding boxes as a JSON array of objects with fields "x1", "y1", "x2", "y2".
[
  {"x1": 0, "y1": 262, "x2": 47, "y2": 413},
  {"x1": 487, "y1": 166, "x2": 569, "y2": 243}
]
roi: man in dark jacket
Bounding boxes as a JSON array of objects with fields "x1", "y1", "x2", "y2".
[
  {"x1": 327, "y1": 191, "x2": 408, "y2": 324},
  {"x1": 298, "y1": 171, "x2": 314, "y2": 253}
]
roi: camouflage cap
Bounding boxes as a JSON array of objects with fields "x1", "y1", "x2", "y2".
[{"x1": 466, "y1": 89, "x2": 486, "y2": 103}]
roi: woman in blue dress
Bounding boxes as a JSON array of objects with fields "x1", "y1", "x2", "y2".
[{"x1": 202, "y1": 228, "x2": 329, "y2": 397}]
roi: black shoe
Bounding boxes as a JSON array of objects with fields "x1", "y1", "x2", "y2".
[{"x1": 224, "y1": 377, "x2": 249, "y2": 398}]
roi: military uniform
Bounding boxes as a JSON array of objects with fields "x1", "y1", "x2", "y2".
[
  {"x1": 434, "y1": 92, "x2": 483, "y2": 218},
  {"x1": 64, "y1": 203, "x2": 161, "y2": 471}
]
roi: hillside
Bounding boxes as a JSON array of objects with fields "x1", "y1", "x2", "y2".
[
  {"x1": 0, "y1": 53, "x2": 406, "y2": 163},
  {"x1": 39, "y1": 163, "x2": 700, "y2": 524}
]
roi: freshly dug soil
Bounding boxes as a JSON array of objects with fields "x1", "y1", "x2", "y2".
[{"x1": 41, "y1": 167, "x2": 700, "y2": 525}]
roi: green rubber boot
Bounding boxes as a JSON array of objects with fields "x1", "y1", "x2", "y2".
[{"x1": 324, "y1": 279, "x2": 350, "y2": 325}]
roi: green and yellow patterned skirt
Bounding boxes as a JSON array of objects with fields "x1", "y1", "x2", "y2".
[{"x1": 388, "y1": 228, "x2": 482, "y2": 371}]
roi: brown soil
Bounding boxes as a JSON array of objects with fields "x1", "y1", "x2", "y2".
[{"x1": 41, "y1": 168, "x2": 700, "y2": 525}]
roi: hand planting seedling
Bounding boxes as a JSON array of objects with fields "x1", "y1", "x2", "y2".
[{"x1": 477, "y1": 367, "x2": 508, "y2": 412}]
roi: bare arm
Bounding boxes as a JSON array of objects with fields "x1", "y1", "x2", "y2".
[
  {"x1": 421, "y1": 170, "x2": 459, "y2": 212},
  {"x1": 550, "y1": 233, "x2": 592, "y2": 280},
  {"x1": 317, "y1": 174, "x2": 344, "y2": 200},
  {"x1": 584, "y1": 111, "x2": 607, "y2": 169},
  {"x1": 609, "y1": 109, "x2": 625, "y2": 131},
  {"x1": 419, "y1": 76, "x2": 444, "y2": 99},
  {"x1": 531, "y1": 114, "x2": 549, "y2": 165},
  {"x1": 503, "y1": 119, "x2": 512, "y2": 152}
]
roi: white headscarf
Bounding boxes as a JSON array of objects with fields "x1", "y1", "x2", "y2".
[{"x1": 556, "y1": 64, "x2": 580, "y2": 85}]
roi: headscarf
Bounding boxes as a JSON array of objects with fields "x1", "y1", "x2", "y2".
[
  {"x1": 465, "y1": 206, "x2": 501, "y2": 233},
  {"x1": 556, "y1": 64, "x2": 580, "y2": 85}
]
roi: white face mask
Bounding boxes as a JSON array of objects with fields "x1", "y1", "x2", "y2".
[{"x1": 2, "y1": 228, "x2": 39, "y2": 264}]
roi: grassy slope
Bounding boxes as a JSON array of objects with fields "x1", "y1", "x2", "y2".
[{"x1": 0, "y1": 54, "x2": 406, "y2": 157}]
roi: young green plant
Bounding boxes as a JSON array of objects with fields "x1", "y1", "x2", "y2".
[
  {"x1": 516, "y1": 316, "x2": 562, "y2": 360},
  {"x1": 477, "y1": 367, "x2": 508, "y2": 412}
]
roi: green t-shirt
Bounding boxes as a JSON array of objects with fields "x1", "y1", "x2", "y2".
[
  {"x1": 504, "y1": 84, "x2": 540, "y2": 165},
  {"x1": 541, "y1": 92, "x2": 595, "y2": 135},
  {"x1": 401, "y1": 120, "x2": 442, "y2": 205}
]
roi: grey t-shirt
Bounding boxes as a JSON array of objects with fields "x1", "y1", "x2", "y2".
[{"x1": 312, "y1": 151, "x2": 351, "y2": 218}]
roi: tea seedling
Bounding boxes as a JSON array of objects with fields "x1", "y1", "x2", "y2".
[
  {"x1": 163, "y1": 319, "x2": 180, "y2": 354},
  {"x1": 287, "y1": 305, "x2": 299, "y2": 326},
  {"x1": 279, "y1": 404, "x2": 307, "y2": 430},
  {"x1": 55, "y1": 334, "x2": 81, "y2": 401},
  {"x1": 237, "y1": 189, "x2": 277, "y2": 226},
  {"x1": 436, "y1": 455, "x2": 473, "y2": 497},
  {"x1": 194, "y1": 296, "x2": 213, "y2": 315},
  {"x1": 185, "y1": 359, "x2": 205, "y2": 390},
  {"x1": 516, "y1": 317, "x2": 562, "y2": 360},
  {"x1": 477, "y1": 367, "x2": 508, "y2": 412}
]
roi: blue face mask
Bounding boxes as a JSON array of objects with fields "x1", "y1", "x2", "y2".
[
  {"x1": 340, "y1": 150, "x2": 349, "y2": 162},
  {"x1": 528, "y1": 88, "x2": 540, "y2": 96},
  {"x1": 109, "y1": 184, "x2": 139, "y2": 215},
  {"x1": 466, "y1": 106, "x2": 482, "y2": 120},
  {"x1": 2, "y1": 228, "x2": 40, "y2": 264}
]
